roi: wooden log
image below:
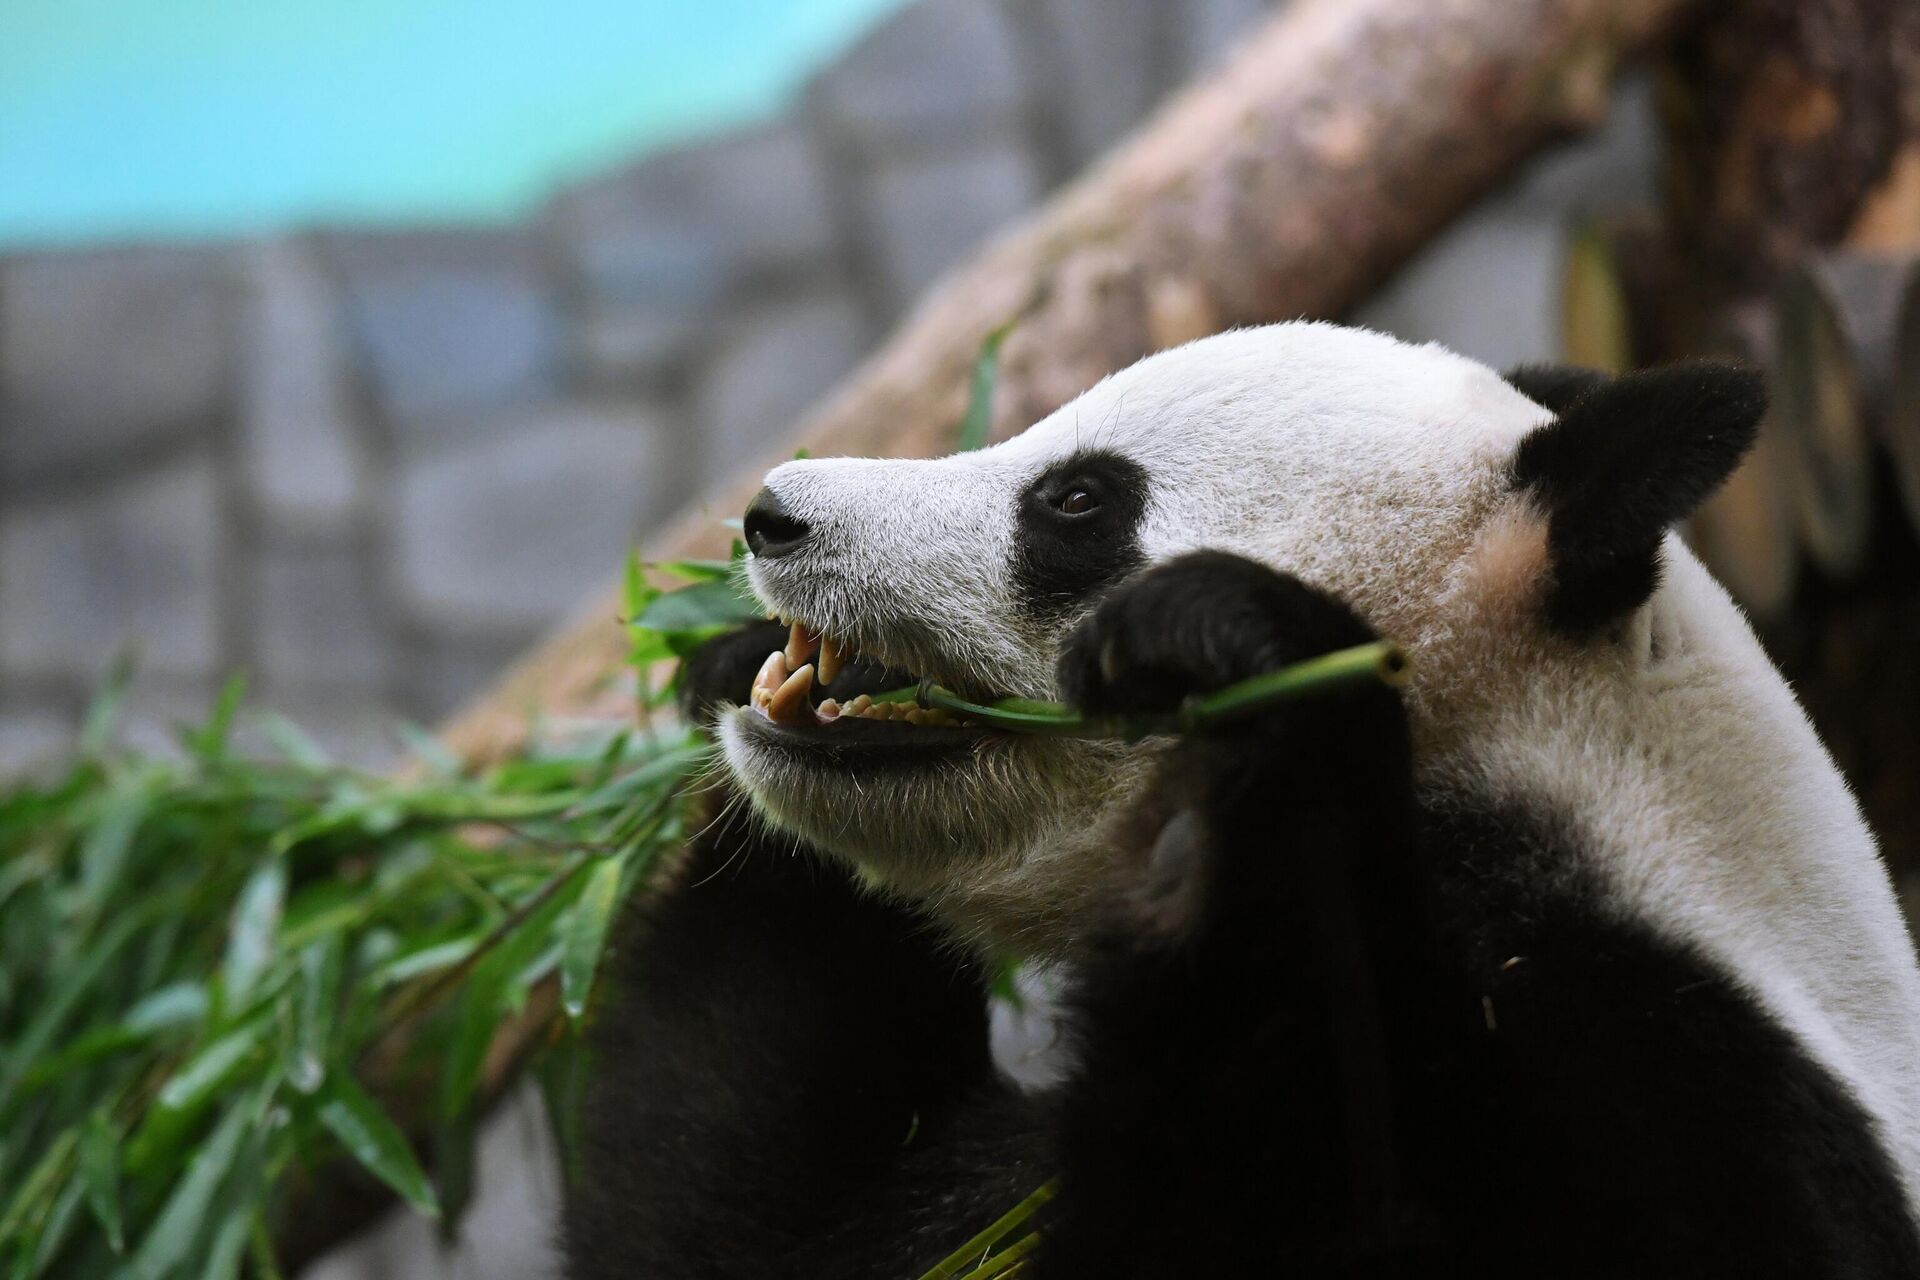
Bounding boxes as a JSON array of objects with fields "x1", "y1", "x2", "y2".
[
  {"x1": 1658, "y1": 0, "x2": 1920, "y2": 925},
  {"x1": 1686, "y1": 303, "x2": 1800, "y2": 618},
  {"x1": 442, "y1": 0, "x2": 1700, "y2": 766},
  {"x1": 1771, "y1": 258, "x2": 1878, "y2": 577},
  {"x1": 1658, "y1": 0, "x2": 1920, "y2": 299}
]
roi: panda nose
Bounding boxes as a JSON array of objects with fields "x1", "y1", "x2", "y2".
[{"x1": 743, "y1": 487, "x2": 813, "y2": 559}]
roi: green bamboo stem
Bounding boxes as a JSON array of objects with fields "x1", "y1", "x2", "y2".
[
  {"x1": 916, "y1": 1178, "x2": 1058, "y2": 1280},
  {"x1": 874, "y1": 641, "x2": 1408, "y2": 741}
]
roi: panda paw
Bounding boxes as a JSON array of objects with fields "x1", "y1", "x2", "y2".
[{"x1": 1058, "y1": 550, "x2": 1380, "y2": 725}]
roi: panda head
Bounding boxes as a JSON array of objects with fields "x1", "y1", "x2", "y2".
[{"x1": 717, "y1": 322, "x2": 1763, "y2": 952}]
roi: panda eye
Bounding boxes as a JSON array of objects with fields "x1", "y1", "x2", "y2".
[{"x1": 1056, "y1": 489, "x2": 1099, "y2": 516}]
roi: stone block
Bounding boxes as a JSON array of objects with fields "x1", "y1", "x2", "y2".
[
  {"x1": 1028, "y1": 0, "x2": 1170, "y2": 168},
  {"x1": 324, "y1": 229, "x2": 561, "y2": 430},
  {"x1": 550, "y1": 124, "x2": 837, "y2": 308},
  {"x1": 395, "y1": 629, "x2": 531, "y2": 725},
  {"x1": 110, "y1": 678, "x2": 219, "y2": 761},
  {"x1": 0, "y1": 702, "x2": 74, "y2": 780},
  {"x1": 231, "y1": 693, "x2": 400, "y2": 773},
  {"x1": 575, "y1": 301, "x2": 710, "y2": 388},
  {"x1": 0, "y1": 455, "x2": 224, "y2": 683},
  {"x1": 807, "y1": 0, "x2": 1028, "y2": 152},
  {"x1": 693, "y1": 289, "x2": 872, "y2": 474},
  {"x1": 0, "y1": 247, "x2": 231, "y2": 484},
  {"x1": 863, "y1": 143, "x2": 1043, "y2": 315},
  {"x1": 392, "y1": 399, "x2": 674, "y2": 633},
  {"x1": 237, "y1": 239, "x2": 367, "y2": 530},
  {"x1": 247, "y1": 533, "x2": 388, "y2": 697},
  {"x1": 1352, "y1": 207, "x2": 1561, "y2": 372}
]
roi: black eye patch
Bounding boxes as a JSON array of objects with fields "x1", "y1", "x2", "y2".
[{"x1": 1011, "y1": 450, "x2": 1149, "y2": 623}]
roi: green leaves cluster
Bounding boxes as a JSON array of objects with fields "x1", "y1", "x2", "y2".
[{"x1": 0, "y1": 556, "x2": 739, "y2": 1277}]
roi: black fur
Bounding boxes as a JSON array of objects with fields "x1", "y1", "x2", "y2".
[
  {"x1": 566, "y1": 552, "x2": 1918, "y2": 1278},
  {"x1": 563, "y1": 798, "x2": 1044, "y2": 1277},
  {"x1": 1505, "y1": 361, "x2": 1765, "y2": 632},
  {"x1": 1010, "y1": 449, "x2": 1150, "y2": 623},
  {"x1": 1502, "y1": 362, "x2": 1609, "y2": 416}
]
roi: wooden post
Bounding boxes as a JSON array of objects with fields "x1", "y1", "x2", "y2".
[
  {"x1": 1689, "y1": 303, "x2": 1800, "y2": 617},
  {"x1": 1888, "y1": 265, "x2": 1920, "y2": 532},
  {"x1": 1772, "y1": 259, "x2": 1878, "y2": 577}
]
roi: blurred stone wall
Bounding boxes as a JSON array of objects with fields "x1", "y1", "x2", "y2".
[
  {"x1": 0, "y1": 0, "x2": 1652, "y2": 780},
  {"x1": 0, "y1": 0, "x2": 1288, "y2": 772}
]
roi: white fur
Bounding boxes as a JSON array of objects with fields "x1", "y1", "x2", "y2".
[{"x1": 723, "y1": 322, "x2": 1920, "y2": 1208}]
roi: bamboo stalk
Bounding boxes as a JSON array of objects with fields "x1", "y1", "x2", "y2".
[{"x1": 887, "y1": 641, "x2": 1410, "y2": 741}]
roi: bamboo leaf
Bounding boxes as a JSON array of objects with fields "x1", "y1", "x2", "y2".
[
  {"x1": 222, "y1": 859, "x2": 288, "y2": 1009},
  {"x1": 127, "y1": 1087, "x2": 262, "y2": 1280},
  {"x1": 77, "y1": 649, "x2": 136, "y2": 757},
  {"x1": 80, "y1": 1112, "x2": 123, "y2": 1253},
  {"x1": 560, "y1": 857, "x2": 626, "y2": 1021},
  {"x1": 25, "y1": 1173, "x2": 84, "y2": 1278},
  {"x1": 287, "y1": 938, "x2": 344, "y2": 1095},
  {"x1": 956, "y1": 321, "x2": 1014, "y2": 453},
  {"x1": 650, "y1": 558, "x2": 735, "y2": 583},
  {"x1": 394, "y1": 721, "x2": 462, "y2": 778},
  {"x1": 198, "y1": 1208, "x2": 252, "y2": 1280},
  {"x1": 0, "y1": 905, "x2": 155, "y2": 1115},
  {"x1": 184, "y1": 674, "x2": 248, "y2": 762},
  {"x1": 123, "y1": 982, "x2": 209, "y2": 1036},
  {"x1": 633, "y1": 578, "x2": 764, "y2": 633},
  {"x1": 316, "y1": 1074, "x2": 440, "y2": 1218},
  {"x1": 439, "y1": 863, "x2": 594, "y2": 1125},
  {"x1": 74, "y1": 786, "x2": 148, "y2": 919},
  {"x1": 149, "y1": 1023, "x2": 266, "y2": 1121},
  {"x1": 369, "y1": 935, "x2": 481, "y2": 990},
  {"x1": 255, "y1": 713, "x2": 329, "y2": 768},
  {"x1": 0, "y1": 1129, "x2": 76, "y2": 1251}
]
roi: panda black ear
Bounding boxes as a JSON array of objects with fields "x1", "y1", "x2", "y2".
[
  {"x1": 1501, "y1": 363, "x2": 1611, "y2": 416},
  {"x1": 1508, "y1": 360, "x2": 1765, "y2": 633}
]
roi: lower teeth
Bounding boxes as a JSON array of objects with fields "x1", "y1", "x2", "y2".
[
  {"x1": 815, "y1": 695, "x2": 959, "y2": 726},
  {"x1": 748, "y1": 653, "x2": 966, "y2": 728}
]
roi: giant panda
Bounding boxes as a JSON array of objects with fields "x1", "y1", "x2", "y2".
[{"x1": 563, "y1": 322, "x2": 1920, "y2": 1277}]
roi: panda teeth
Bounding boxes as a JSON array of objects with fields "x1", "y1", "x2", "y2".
[
  {"x1": 784, "y1": 621, "x2": 818, "y2": 671},
  {"x1": 751, "y1": 623, "x2": 965, "y2": 728},
  {"x1": 750, "y1": 649, "x2": 788, "y2": 712},
  {"x1": 817, "y1": 634, "x2": 845, "y2": 686},
  {"x1": 767, "y1": 663, "x2": 814, "y2": 724}
]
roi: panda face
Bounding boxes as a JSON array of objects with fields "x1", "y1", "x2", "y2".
[{"x1": 715, "y1": 323, "x2": 1558, "y2": 948}]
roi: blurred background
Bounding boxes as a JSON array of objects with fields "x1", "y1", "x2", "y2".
[
  {"x1": 0, "y1": 0, "x2": 1657, "y2": 780},
  {"x1": 11, "y1": 2, "x2": 1920, "y2": 1277}
]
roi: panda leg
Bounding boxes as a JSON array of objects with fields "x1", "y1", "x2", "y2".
[
  {"x1": 1040, "y1": 551, "x2": 1463, "y2": 1274},
  {"x1": 562, "y1": 624, "x2": 1047, "y2": 1279}
]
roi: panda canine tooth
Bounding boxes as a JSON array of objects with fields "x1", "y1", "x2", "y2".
[
  {"x1": 768, "y1": 663, "x2": 814, "y2": 723},
  {"x1": 784, "y1": 621, "x2": 818, "y2": 671},
  {"x1": 818, "y1": 634, "x2": 844, "y2": 686},
  {"x1": 752, "y1": 650, "x2": 789, "y2": 702}
]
